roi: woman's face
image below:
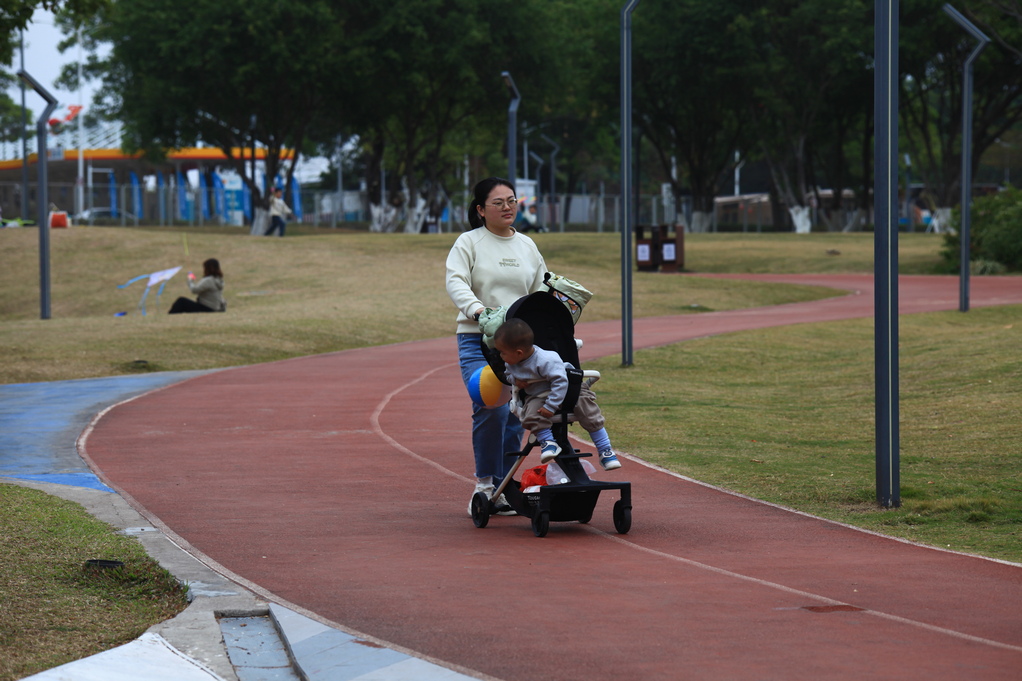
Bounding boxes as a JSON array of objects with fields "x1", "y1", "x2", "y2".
[{"x1": 478, "y1": 185, "x2": 518, "y2": 229}]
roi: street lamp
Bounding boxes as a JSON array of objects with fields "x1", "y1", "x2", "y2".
[
  {"x1": 18, "y1": 69, "x2": 58, "y2": 320},
  {"x1": 541, "y1": 133, "x2": 560, "y2": 229},
  {"x1": 19, "y1": 31, "x2": 29, "y2": 222},
  {"x1": 620, "y1": 0, "x2": 640, "y2": 367},
  {"x1": 944, "y1": 3, "x2": 990, "y2": 314},
  {"x1": 501, "y1": 71, "x2": 520, "y2": 183},
  {"x1": 529, "y1": 151, "x2": 545, "y2": 229},
  {"x1": 995, "y1": 138, "x2": 1011, "y2": 185}
]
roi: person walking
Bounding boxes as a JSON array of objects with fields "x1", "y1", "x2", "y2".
[
  {"x1": 264, "y1": 187, "x2": 293, "y2": 237},
  {"x1": 445, "y1": 177, "x2": 549, "y2": 515}
]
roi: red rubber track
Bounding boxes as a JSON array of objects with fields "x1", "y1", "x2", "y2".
[{"x1": 82, "y1": 275, "x2": 1022, "y2": 681}]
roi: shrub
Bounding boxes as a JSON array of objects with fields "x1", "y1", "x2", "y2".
[{"x1": 941, "y1": 187, "x2": 1022, "y2": 272}]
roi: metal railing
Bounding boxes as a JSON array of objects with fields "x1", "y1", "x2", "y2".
[{"x1": 2, "y1": 179, "x2": 803, "y2": 232}]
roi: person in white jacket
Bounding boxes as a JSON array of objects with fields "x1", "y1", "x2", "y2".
[
  {"x1": 264, "y1": 187, "x2": 293, "y2": 237},
  {"x1": 445, "y1": 177, "x2": 548, "y2": 516}
]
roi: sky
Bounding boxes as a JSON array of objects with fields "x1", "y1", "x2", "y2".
[{"x1": 6, "y1": 9, "x2": 104, "y2": 119}]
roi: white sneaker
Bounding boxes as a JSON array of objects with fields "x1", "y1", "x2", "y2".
[
  {"x1": 468, "y1": 477, "x2": 495, "y2": 517},
  {"x1": 494, "y1": 493, "x2": 516, "y2": 516},
  {"x1": 598, "y1": 449, "x2": 622, "y2": 471},
  {"x1": 540, "y1": 440, "x2": 562, "y2": 463}
]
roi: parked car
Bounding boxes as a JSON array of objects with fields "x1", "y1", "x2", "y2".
[{"x1": 73, "y1": 208, "x2": 137, "y2": 222}]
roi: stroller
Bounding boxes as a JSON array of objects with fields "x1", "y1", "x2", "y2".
[{"x1": 470, "y1": 285, "x2": 632, "y2": 537}]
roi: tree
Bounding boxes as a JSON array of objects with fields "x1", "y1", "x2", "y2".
[
  {"x1": 900, "y1": 0, "x2": 1022, "y2": 228},
  {"x1": 345, "y1": 0, "x2": 572, "y2": 232},
  {"x1": 632, "y1": 0, "x2": 758, "y2": 232},
  {"x1": 89, "y1": 0, "x2": 357, "y2": 206},
  {"x1": 0, "y1": 0, "x2": 107, "y2": 65},
  {"x1": 0, "y1": 94, "x2": 31, "y2": 144},
  {"x1": 738, "y1": 0, "x2": 875, "y2": 233}
]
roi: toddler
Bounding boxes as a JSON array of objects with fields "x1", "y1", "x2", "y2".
[{"x1": 492, "y1": 318, "x2": 621, "y2": 471}]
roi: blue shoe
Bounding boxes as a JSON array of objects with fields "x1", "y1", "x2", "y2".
[
  {"x1": 540, "y1": 440, "x2": 562, "y2": 463},
  {"x1": 598, "y1": 449, "x2": 622, "y2": 471}
]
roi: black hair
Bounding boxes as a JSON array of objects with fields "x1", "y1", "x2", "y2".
[
  {"x1": 494, "y1": 317, "x2": 534, "y2": 350},
  {"x1": 203, "y1": 258, "x2": 223, "y2": 278},
  {"x1": 468, "y1": 177, "x2": 516, "y2": 229}
]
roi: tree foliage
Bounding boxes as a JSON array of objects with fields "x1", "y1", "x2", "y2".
[
  {"x1": 901, "y1": 0, "x2": 1022, "y2": 207},
  {"x1": 632, "y1": 0, "x2": 758, "y2": 219},
  {"x1": 89, "y1": 0, "x2": 359, "y2": 202},
  {"x1": 10, "y1": 0, "x2": 1022, "y2": 230},
  {"x1": 942, "y1": 186, "x2": 1022, "y2": 271},
  {"x1": 343, "y1": 0, "x2": 566, "y2": 230},
  {"x1": 0, "y1": 0, "x2": 107, "y2": 64}
]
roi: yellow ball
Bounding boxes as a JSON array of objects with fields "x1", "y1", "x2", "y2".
[{"x1": 468, "y1": 365, "x2": 512, "y2": 408}]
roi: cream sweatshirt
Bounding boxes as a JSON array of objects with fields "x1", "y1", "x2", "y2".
[{"x1": 445, "y1": 227, "x2": 548, "y2": 335}]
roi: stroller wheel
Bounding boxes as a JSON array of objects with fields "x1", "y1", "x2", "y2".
[
  {"x1": 532, "y1": 510, "x2": 550, "y2": 537},
  {"x1": 612, "y1": 500, "x2": 632, "y2": 534},
  {"x1": 471, "y1": 492, "x2": 490, "y2": 528}
]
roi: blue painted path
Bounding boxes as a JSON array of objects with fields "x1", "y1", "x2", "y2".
[{"x1": 0, "y1": 372, "x2": 208, "y2": 492}]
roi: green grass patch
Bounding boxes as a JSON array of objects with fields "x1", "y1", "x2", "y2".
[
  {"x1": 0, "y1": 228, "x2": 868, "y2": 382},
  {"x1": 587, "y1": 304, "x2": 1022, "y2": 563},
  {"x1": 0, "y1": 484, "x2": 189, "y2": 681}
]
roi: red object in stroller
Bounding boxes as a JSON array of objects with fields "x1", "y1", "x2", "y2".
[{"x1": 470, "y1": 291, "x2": 632, "y2": 537}]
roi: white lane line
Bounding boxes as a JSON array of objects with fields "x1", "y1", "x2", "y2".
[
  {"x1": 369, "y1": 362, "x2": 471, "y2": 483},
  {"x1": 374, "y1": 365, "x2": 1022, "y2": 655}
]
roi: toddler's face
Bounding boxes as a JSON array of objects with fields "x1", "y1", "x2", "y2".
[{"x1": 494, "y1": 339, "x2": 526, "y2": 366}]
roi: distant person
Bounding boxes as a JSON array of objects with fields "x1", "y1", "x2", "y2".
[
  {"x1": 524, "y1": 203, "x2": 542, "y2": 232},
  {"x1": 169, "y1": 258, "x2": 226, "y2": 313},
  {"x1": 492, "y1": 318, "x2": 621, "y2": 471},
  {"x1": 515, "y1": 202, "x2": 542, "y2": 233},
  {"x1": 264, "y1": 187, "x2": 294, "y2": 237}
]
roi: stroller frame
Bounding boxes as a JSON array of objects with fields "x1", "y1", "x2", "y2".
[{"x1": 470, "y1": 291, "x2": 633, "y2": 537}]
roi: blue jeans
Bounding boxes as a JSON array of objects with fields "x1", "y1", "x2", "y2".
[
  {"x1": 457, "y1": 333, "x2": 522, "y2": 483},
  {"x1": 265, "y1": 215, "x2": 285, "y2": 237}
]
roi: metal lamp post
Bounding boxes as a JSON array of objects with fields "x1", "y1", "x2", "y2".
[
  {"x1": 620, "y1": 0, "x2": 640, "y2": 367},
  {"x1": 19, "y1": 31, "x2": 29, "y2": 222},
  {"x1": 502, "y1": 72, "x2": 520, "y2": 184},
  {"x1": 943, "y1": 3, "x2": 990, "y2": 313},
  {"x1": 18, "y1": 70, "x2": 58, "y2": 320},
  {"x1": 541, "y1": 133, "x2": 560, "y2": 230},
  {"x1": 873, "y1": 0, "x2": 900, "y2": 507}
]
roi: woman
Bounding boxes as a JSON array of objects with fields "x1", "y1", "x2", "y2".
[
  {"x1": 446, "y1": 178, "x2": 549, "y2": 515},
  {"x1": 168, "y1": 258, "x2": 226, "y2": 313}
]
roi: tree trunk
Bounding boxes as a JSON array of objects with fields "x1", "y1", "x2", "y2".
[
  {"x1": 930, "y1": 207, "x2": 953, "y2": 234},
  {"x1": 789, "y1": 205, "x2": 812, "y2": 233},
  {"x1": 690, "y1": 210, "x2": 713, "y2": 233},
  {"x1": 403, "y1": 194, "x2": 427, "y2": 233},
  {"x1": 369, "y1": 203, "x2": 399, "y2": 232},
  {"x1": 841, "y1": 208, "x2": 865, "y2": 233}
]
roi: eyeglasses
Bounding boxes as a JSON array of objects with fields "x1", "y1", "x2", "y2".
[{"x1": 489, "y1": 198, "x2": 518, "y2": 210}]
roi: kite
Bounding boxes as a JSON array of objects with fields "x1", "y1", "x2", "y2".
[{"x1": 117, "y1": 266, "x2": 182, "y2": 316}]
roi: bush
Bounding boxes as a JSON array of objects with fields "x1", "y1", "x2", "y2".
[{"x1": 941, "y1": 187, "x2": 1022, "y2": 272}]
